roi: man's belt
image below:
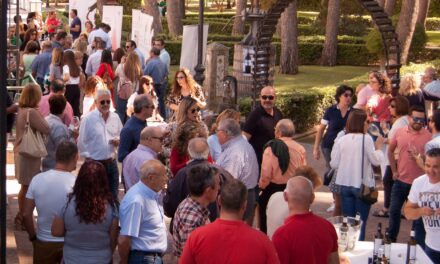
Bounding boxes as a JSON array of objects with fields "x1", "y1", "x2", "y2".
[{"x1": 130, "y1": 250, "x2": 164, "y2": 257}]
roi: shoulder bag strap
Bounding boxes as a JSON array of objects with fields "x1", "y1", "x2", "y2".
[
  {"x1": 26, "y1": 108, "x2": 30, "y2": 127},
  {"x1": 361, "y1": 134, "x2": 365, "y2": 182}
]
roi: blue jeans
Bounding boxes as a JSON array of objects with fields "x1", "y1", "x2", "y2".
[
  {"x1": 128, "y1": 251, "x2": 163, "y2": 264},
  {"x1": 340, "y1": 186, "x2": 371, "y2": 241},
  {"x1": 413, "y1": 218, "x2": 426, "y2": 249},
  {"x1": 117, "y1": 97, "x2": 128, "y2": 124},
  {"x1": 103, "y1": 160, "x2": 119, "y2": 200},
  {"x1": 154, "y1": 84, "x2": 167, "y2": 120},
  {"x1": 388, "y1": 180, "x2": 412, "y2": 242},
  {"x1": 425, "y1": 245, "x2": 440, "y2": 264}
]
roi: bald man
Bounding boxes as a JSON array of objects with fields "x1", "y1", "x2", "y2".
[
  {"x1": 119, "y1": 159, "x2": 168, "y2": 264},
  {"x1": 272, "y1": 177, "x2": 339, "y2": 264},
  {"x1": 122, "y1": 126, "x2": 164, "y2": 190},
  {"x1": 243, "y1": 86, "x2": 283, "y2": 167}
]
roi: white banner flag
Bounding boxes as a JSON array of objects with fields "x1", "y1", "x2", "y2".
[
  {"x1": 131, "y1": 10, "x2": 154, "y2": 60},
  {"x1": 180, "y1": 24, "x2": 209, "y2": 75},
  {"x1": 102, "y1": 5, "x2": 123, "y2": 51}
]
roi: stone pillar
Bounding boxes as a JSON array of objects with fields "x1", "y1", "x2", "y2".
[{"x1": 204, "y1": 42, "x2": 230, "y2": 112}]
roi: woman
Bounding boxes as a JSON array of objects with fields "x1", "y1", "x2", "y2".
[
  {"x1": 73, "y1": 36, "x2": 89, "y2": 75},
  {"x1": 167, "y1": 68, "x2": 206, "y2": 117},
  {"x1": 14, "y1": 84, "x2": 50, "y2": 230},
  {"x1": 207, "y1": 109, "x2": 241, "y2": 161},
  {"x1": 330, "y1": 109, "x2": 384, "y2": 240},
  {"x1": 49, "y1": 47, "x2": 63, "y2": 82},
  {"x1": 84, "y1": 20, "x2": 94, "y2": 34},
  {"x1": 126, "y1": 75, "x2": 162, "y2": 121},
  {"x1": 42, "y1": 95, "x2": 75, "y2": 171},
  {"x1": 373, "y1": 95, "x2": 410, "y2": 218},
  {"x1": 313, "y1": 85, "x2": 353, "y2": 216},
  {"x1": 115, "y1": 52, "x2": 141, "y2": 123},
  {"x1": 63, "y1": 50, "x2": 82, "y2": 116},
  {"x1": 20, "y1": 28, "x2": 40, "y2": 52},
  {"x1": 112, "y1": 48, "x2": 126, "y2": 104},
  {"x1": 20, "y1": 41, "x2": 39, "y2": 85},
  {"x1": 82, "y1": 76, "x2": 106, "y2": 116},
  {"x1": 366, "y1": 71, "x2": 392, "y2": 124},
  {"x1": 399, "y1": 74, "x2": 425, "y2": 109},
  {"x1": 96, "y1": 49, "x2": 115, "y2": 102},
  {"x1": 52, "y1": 161, "x2": 119, "y2": 264}
]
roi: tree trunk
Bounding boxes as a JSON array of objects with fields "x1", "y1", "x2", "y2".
[
  {"x1": 396, "y1": 0, "x2": 419, "y2": 64},
  {"x1": 180, "y1": 0, "x2": 186, "y2": 19},
  {"x1": 417, "y1": 0, "x2": 430, "y2": 28},
  {"x1": 384, "y1": 0, "x2": 397, "y2": 16},
  {"x1": 279, "y1": 2, "x2": 298, "y2": 74},
  {"x1": 320, "y1": 0, "x2": 340, "y2": 66},
  {"x1": 232, "y1": 0, "x2": 246, "y2": 35},
  {"x1": 167, "y1": 0, "x2": 183, "y2": 38},
  {"x1": 97, "y1": 0, "x2": 105, "y2": 18},
  {"x1": 144, "y1": 0, "x2": 163, "y2": 35},
  {"x1": 377, "y1": 0, "x2": 385, "y2": 7}
]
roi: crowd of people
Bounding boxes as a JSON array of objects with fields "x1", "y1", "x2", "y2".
[{"x1": 4, "y1": 8, "x2": 440, "y2": 264}]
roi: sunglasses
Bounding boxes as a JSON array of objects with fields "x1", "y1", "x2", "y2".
[
  {"x1": 343, "y1": 93, "x2": 352, "y2": 98},
  {"x1": 261, "y1": 95, "x2": 274, "y2": 100},
  {"x1": 151, "y1": 136, "x2": 164, "y2": 142},
  {"x1": 412, "y1": 117, "x2": 425, "y2": 124},
  {"x1": 190, "y1": 107, "x2": 201, "y2": 114},
  {"x1": 125, "y1": 46, "x2": 131, "y2": 49},
  {"x1": 176, "y1": 76, "x2": 186, "y2": 80},
  {"x1": 100, "y1": 100, "x2": 111, "y2": 105},
  {"x1": 389, "y1": 104, "x2": 396, "y2": 108}
]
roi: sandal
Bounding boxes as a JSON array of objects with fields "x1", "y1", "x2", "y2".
[
  {"x1": 14, "y1": 213, "x2": 26, "y2": 231},
  {"x1": 373, "y1": 209, "x2": 389, "y2": 218}
]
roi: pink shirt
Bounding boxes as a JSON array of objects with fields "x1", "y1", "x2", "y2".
[
  {"x1": 390, "y1": 126, "x2": 431, "y2": 184},
  {"x1": 355, "y1": 85, "x2": 374, "y2": 108},
  {"x1": 38, "y1": 93, "x2": 74, "y2": 126}
]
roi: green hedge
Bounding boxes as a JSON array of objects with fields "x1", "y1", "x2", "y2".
[{"x1": 426, "y1": 18, "x2": 440, "y2": 31}]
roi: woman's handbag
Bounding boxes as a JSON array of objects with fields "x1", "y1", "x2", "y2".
[
  {"x1": 18, "y1": 110, "x2": 47, "y2": 158},
  {"x1": 323, "y1": 168, "x2": 336, "y2": 186},
  {"x1": 358, "y1": 134, "x2": 378, "y2": 205}
]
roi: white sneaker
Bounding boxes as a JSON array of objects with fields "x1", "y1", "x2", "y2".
[{"x1": 326, "y1": 203, "x2": 335, "y2": 212}]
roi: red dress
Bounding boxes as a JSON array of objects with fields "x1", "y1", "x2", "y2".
[
  {"x1": 170, "y1": 147, "x2": 214, "y2": 176},
  {"x1": 96, "y1": 63, "x2": 115, "y2": 103}
]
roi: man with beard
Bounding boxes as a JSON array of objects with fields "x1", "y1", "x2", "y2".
[{"x1": 388, "y1": 105, "x2": 431, "y2": 243}]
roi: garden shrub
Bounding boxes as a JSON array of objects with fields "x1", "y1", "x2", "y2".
[{"x1": 426, "y1": 18, "x2": 440, "y2": 31}]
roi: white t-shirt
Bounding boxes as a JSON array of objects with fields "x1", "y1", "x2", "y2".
[
  {"x1": 82, "y1": 96, "x2": 95, "y2": 116},
  {"x1": 407, "y1": 174, "x2": 440, "y2": 251},
  {"x1": 26, "y1": 170, "x2": 76, "y2": 242},
  {"x1": 63, "y1": 65, "x2": 80, "y2": 85},
  {"x1": 266, "y1": 192, "x2": 289, "y2": 239}
]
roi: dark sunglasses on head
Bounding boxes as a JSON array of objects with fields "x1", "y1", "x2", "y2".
[
  {"x1": 100, "y1": 100, "x2": 111, "y2": 105},
  {"x1": 412, "y1": 116, "x2": 425, "y2": 124},
  {"x1": 191, "y1": 107, "x2": 201, "y2": 114},
  {"x1": 261, "y1": 95, "x2": 274, "y2": 100}
]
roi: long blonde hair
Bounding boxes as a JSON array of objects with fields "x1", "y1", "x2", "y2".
[
  {"x1": 399, "y1": 74, "x2": 420, "y2": 96},
  {"x1": 124, "y1": 52, "x2": 141, "y2": 82},
  {"x1": 51, "y1": 47, "x2": 63, "y2": 66}
]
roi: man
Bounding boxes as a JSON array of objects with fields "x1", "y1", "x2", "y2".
[
  {"x1": 426, "y1": 110, "x2": 440, "y2": 153},
  {"x1": 180, "y1": 179, "x2": 279, "y2": 264},
  {"x1": 272, "y1": 177, "x2": 339, "y2": 264},
  {"x1": 388, "y1": 105, "x2": 432, "y2": 242},
  {"x1": 88, "y1": 23, "x2": 112, "y2": 50},
  {"x1": 153, "y1": 37, "x2": 170, "y2": 73},
  {"x1": 258, "y1": 119, "x2": 307, "y2": 233},
  {"x1": 243, "y1": 86, "x2": 283, "y2": 167},
  {"x1": 23, "y1": 141, "x2": 78, "y2": 264},
  {"x1": 69, "y1": 9, "x2": 81, "y2": 41},
  {"x1": 118, "y1": 160, "x2": 168, "y2": 264},
  {"x1": 126, "y1": 40, "x2": 145, "y2": 71},
  {"x1": 31, "y1": 41, "x2": 52, "y2": 90},
  {"x1": 85, "y1": 37, "x2": 104, "y2": 76},
  {"x1": 122, "y1": 126, "x2": 164, "y2": 190},
  {"x1": 216, "y1": 118, "x2": 259, "y2": 224},
  {"x1": 118, "y1": 95, "x2": 154, "y2": 163},
  {"x1": 422, "y1": 67, "x2": 440, "y2": 115},
  {"x1": 38, "y1": 79, "x2": 74, "y2": 126},
  {"x1": 144, "y1": 47, "x2": 168, "y2": 119},
  {"x1": 404, "y1": 148, "x2": 440, "y2": 263},
  {"x1": 52, "y1": 31, "x2": 67, "y2": 49},
  {"x1": 78, "y1": 89, "x2": 123, "y2": 199},
  {"x1": 172, "y1": 164, "x2": 220, "y2": 257}
]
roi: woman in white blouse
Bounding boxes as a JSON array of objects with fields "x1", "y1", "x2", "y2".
[{"x1": 330, "y1": 109, "x2": 384, "y2": 241}]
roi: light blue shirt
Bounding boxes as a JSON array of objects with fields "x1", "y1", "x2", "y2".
[
  {"x1": 88, "y1": 28, "x2": 112, "y2": 50},
  {"x1": 425, "y1": 133, "x2": 440, "y2": 154},
  {"x1": 122, "y1": 145, "x2": 157, "y2": 190},
  {"x1": 119, "y1": 181, "x2": 167, "y2": 252},
  {"x1": 207, "y1": 134, "x2": 222, "y2": 161},
  {"x1": 134, "y1": 48, "x2": 145, "y2": 71},
  {"x1": 159, "y1": 49, "x2": 170, "y2": 73},
  {"x1": 85, "y1": 49, "x2": 103, "y2": 76},
  {"x1": 216, "y1": 136, "x2": 259, "y2": 189}
]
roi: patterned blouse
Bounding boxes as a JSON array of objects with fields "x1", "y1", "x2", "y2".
[{"x1": 166, "y1": 84, "x2": 206, "y2": 116}]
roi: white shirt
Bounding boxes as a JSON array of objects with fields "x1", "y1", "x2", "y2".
[
  {"x1": 85, "y1": 49, "x2": 103, "y2": 76},
  {"x1": 383, "y1": 115, "x2": 409, "y2": 166},
  {"x1": 408, "y1": 174, "x2": 440, "y2": 251},
  {"x1": 82, "y1": 96, "x2": 94, "y2": 116},
  {"x1": 78, "y1": 109, "x2": 123, "y2": 160},
  {"x1": 26, "y1": 169, "x2": 76, "y2": 242},
  {"x1": 330, "y1": 134, "x2": 384, "y2": 188},
  {"x1": 160, "y1": 49, "x2": 170, "y2": 73},
  {"x1": 88, "y1": 28, "x2": 111, "y2": 50},
  {"x1": 63, "y1": 65, "x2": 80, "y2": 85},
  {"x1": 266, "y1": 192, "x2": 288, "y2": 239}
]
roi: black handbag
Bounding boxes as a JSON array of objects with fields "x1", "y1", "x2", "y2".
[
  {"x1": 358, "y1": 135, "x2": 379, "y2": 205},
  {"x1": 323, "y1": 168, "x2": 336, "y2": 186}
]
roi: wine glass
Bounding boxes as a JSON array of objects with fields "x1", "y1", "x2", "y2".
[
  {"x1": 368, "y1": 123, "x2": 381, "y2": 137},
  {"x1": 72, "y1": 116, "x2": 80, "y2": 130}
]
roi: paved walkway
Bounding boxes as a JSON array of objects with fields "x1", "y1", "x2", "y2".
[{"x1": 5, "y1": 136, "x2": 413, "y2": 263}]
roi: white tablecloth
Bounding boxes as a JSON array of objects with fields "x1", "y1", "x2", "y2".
[{"x1": 343, "y1": 241, "x2": 433, "y2": 264}]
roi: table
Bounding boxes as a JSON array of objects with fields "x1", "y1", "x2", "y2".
[{"x1": 343, "y1": 241, "x2": 433, "y2": 264}]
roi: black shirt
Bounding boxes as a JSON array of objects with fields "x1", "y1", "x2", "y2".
[
  {"x1": 321, "y1": 104, "x2": 351, "y2": 150},
  {"x1": 243, "y1": 105, "x2": 283, "y2": 166}
]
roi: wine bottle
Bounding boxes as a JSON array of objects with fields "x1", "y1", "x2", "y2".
[
  {"x1": 406, "y1": 230, "x2": 417, "y2": 264},
  {"x1": 338, "y1": 217, "x2": 349, "y2": 251},
  {"x1": 374, "y1": 223, "x2": 384, "y2": 262},
  {"x1": 383, "y1": 228, "x2": 391, "y2": 262}
]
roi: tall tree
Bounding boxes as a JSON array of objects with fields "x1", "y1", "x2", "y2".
[
  {"x1": 97, "y1": 0, "x2": 106, "y2": 18},
  {"x1": 396, "y1": 0, "x2": 419, "y2": 64},
  {"x1": 232, "y1": 0, "x2": 247, "y2": 35},
  {"x1": 384, "y1": 0, "x2": 397, "y2": 16},
  {"x1": 144, "y1": 0, "x2": 163, "y2": 35},
  {"x1": 417, "y1": 0, "x2": 431, "y2": 28},
  {"x1": 279, "y1": 1, "x2": 298, "y2": 74},
  {"x1": 180, "y1": 0, "x2": 186, "y2": 19},
  {"x1": 320, "y1": 0, "x2": 340, "y2": 66},
  {"x1": 167, "y1": 0, "x2": 183, "y2": 38}
]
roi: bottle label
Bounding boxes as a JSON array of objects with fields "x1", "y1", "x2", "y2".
[
  {"x1": 374, "y1": 239, "x2": 382, "y2": 254},
  {"x1": 409, "y1": 245, "x2": 416, "y2": 260},
  {"x1": 339, "y1": 231, "x2": 348, "y2": 250},
  {"x1": 384, "y1": 244, "x2": 391, "y2": 258}
]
